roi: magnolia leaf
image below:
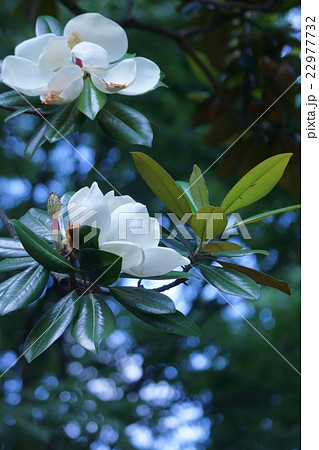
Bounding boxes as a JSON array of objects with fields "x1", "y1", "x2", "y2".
[
  {"x1": 220, "y1": 153, "x2": 293, "y2": 213},
  {"x1": 126, "y1": 306, "x2": 201, "y2": 336},
  {"x1": 176, "y1": 181, "x2": 197, "y2": 214},
  {"x1": 35, "y1": 15, "x2": 63, "y2": 36},
  {"x1": 11, "y1": 219, "x2": 75, "y2": 273},
  {"x1": 25, "y1": 121, "x2": 48, "y2": 160},
  {"x1": 4, "y1": 106, "x2": 31, "y2": 122},
  {"x1": 45, "y1": 103, "x2": 86, "y2": 143},
  {"x1": 190, "y1": 206, "x2": 227, "y2": 241},
  {"x1": 72, "y1": 293, "x2": 115, "y2": 352},
  {"x1": 217, "y1": 260, "x2": 291, "y2": 295},
  {"x1": 0, "y1": 238, "x2": 28, "y2": 258},
  {"x1": 189, "y1": 165, "x2": 209, "y2": 210},
  {"x1": 77, "y1": 78, "x2": 107, "y2": 120},
  {"x1": 110, "y1": 287, "x2": 176, "y2": 314},
  {"x1": 24, "y1": 291, "x2": 78, "y2": 362},
  {"x1": 202, "y1": 241, "x2": 242, "y2": 253},
  {"x1": 97, "y1": 102, "x2": 153, "y2": 147},
  {"x1": 0, "y1": 91, "x2": 43, "y2": 108},
  {"x1": 0, "y1": 265, "x2": 49, "y2": 315},
  {"x1": 78, "y1": 249, "x2": 122, "y2": 286},
  {"x1": 226, "y1": 204, "x2": 301, "y2": 229},
  {"x1": 20, "y1": 208, "x2": 53, "y2": 242},
  {"x1": 200, "y1": 264, "x2": 260, "y2": 299},
  {"x1": 0, "y1": 256, "x2": 37, "y2": 272},
  {"x1": 132, "y1": 152, "x2": 192, "y2": 219},
  {"x1": 206, "y1": 249, "x2": 269, "y2": 258}
]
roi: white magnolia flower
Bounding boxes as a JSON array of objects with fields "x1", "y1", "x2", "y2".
[
  {"x1": 64, "y1": 182, "x2": 189, "y2": 278},
  {"x1": 1, "y1": 13, "x2": 161, "y2": 104}
]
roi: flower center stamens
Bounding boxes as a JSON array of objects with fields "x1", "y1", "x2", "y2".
[
  {"x1": 102, "y1": 80, "x2": 127, "y2": 91},
  {"x1": 67, "y1": 31, "x2": 83, "y2": 49},
  {"x1": 42, "y1": 92, "x2": 60, "y2": 104}
]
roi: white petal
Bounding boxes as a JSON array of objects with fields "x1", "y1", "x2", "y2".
[
  {"x1": 128, "y1": 247, "x2": 190, "y2": 278},
  {"x1": 119, "y1": 57, "x2": 160, "y2": 96},
  {"x1": 67, "y1": 182, "x2": 111, "y2": 241},
  {"x1": 91, "y1": 59, "x2": 136, "y2": 93},
  {"x1": 40, "y1": 65, "x2": 83, "y2": 104},
  {"x1": 64, "y1": 13, "x2": 128, "y2": 62},
  {"x1": 104, "y1": 190, "x2": 135, "y2": 213},
  {"x1": 99, "y1": 241, "x2": 144, "y2": 273},
  {"x1": 1, "y1": 56, "x2": 53, "y2": 96},
  {"x1": 39, "y1": 36, "x2": 71, "y2": 71},
  {"x1": 15, "y1": 34, "x2": 55, "y2": 63},
  {"x1": 104, "y1": 202, "x2": 160, "y2": 249},
  {"x1": 71, "y1": 41, "x2": 109, "y2": 76}
]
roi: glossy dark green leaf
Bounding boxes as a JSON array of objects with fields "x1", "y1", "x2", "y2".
[
  {"x1": 35, "y1": 15, "x2": 62, "y2": 36},
  {"x1": 97, "y1": 102, "x2": 153, "y2": 147},
  {"x1": 207, "y1": 249, "x2": 269, "y2": 258},
  {"x1": 78, "y1": 249, "x2": 122, "y2": 286},
  {"x1": 0, "y1": 265, "x2": 49, "y2": 315},
  {"x1": 77, "y1": 78, "x2": 107, "y2": 120},
  {"x1": 24, "y1": 291, "x2": 78, "y2": 362},
  {"x1": 24, "y1": 121, "x2": 48, "y2": 160},
  {"x1": 11, "y1": 219, "x2": 75, "y2": 273},
  {"x1": 73, "y1": 226, "x2": 100, "y2": 251},
  {"x1": 0, "y1": 256, "x2": 37, "y2": 272},
  {"x1": 20, "y1": 208, "x2": 52, "y2": 242},
  {"x1": 0, "y1": 91, "x2": 43, "y2": 108},
  {"x1": 45, "y1": 103, "x2": 86, "y2": 143},
  {"x1": 4, "y1": 106, "x2": 31, "y2": 122},
  {"x1": 217, "y1": 260, "x2": 291, "y2": 295},
  {"x1": 110, "y1": 287, "x2": 176, "y2": 314},
  {"x1": 72, "y1": 293, "x2": 115, "y2": 352},
  {"x1": 132, "y1": 152, "x2": 192, "y2": 219},
  {"x1": 221, "y1": 153, "x2": 293, "y2": 213},
  {"x1": 126, "y1": 306, "x2": 201, "y2": 336},
  {"x1": 200, "y1": 264, "x2": 260, "y2": 300},
  {"x1": 0, "y1": 238, "x2": 28, "y2": 257},
  {"x1": 189, "y1": 164, "x2": 209, "y2": 210},
  {"x1": 0, "y1": 273, "x2": 22, "y2": 295}
]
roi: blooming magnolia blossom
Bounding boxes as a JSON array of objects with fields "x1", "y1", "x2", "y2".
[
  {"x1": 63, "y1": 182, "x2": 189, "y2": 278},
  {"x1": 1, "y1": 13, "x2": 161, "y2": 104}
]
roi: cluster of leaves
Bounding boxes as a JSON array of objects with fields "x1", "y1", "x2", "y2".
[
  {"x1": 0, "y1": 15, "x2": 155, "y2": 160},
  {"x1": 0, "y1": 151, "x2": 299, "y2": 362}
]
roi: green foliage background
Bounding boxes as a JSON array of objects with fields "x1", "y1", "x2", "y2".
[{"x1": 0, "y1": 0, "x2": 300, "y2": 448}]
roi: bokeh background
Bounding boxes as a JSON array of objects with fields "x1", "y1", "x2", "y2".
[{"x1": 0, "y1": 0, "x2": 300, "y2": 448}]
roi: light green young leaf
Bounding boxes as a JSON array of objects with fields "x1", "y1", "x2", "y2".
[
  {"x1": 24, "y1": 291, "x2": 78, "y2": 362},
  {"x1": 190, "y1": 205, "x2": 227, "y2": 241},
  {"x1": 72, "y1": 294, "x2": 115, "y2": 352},
  {"x1": 132, "y1": 152, "x2": 192, "y2": 219},
  {"x1": 189, "y1": 164, "x2": 209, "y2": 210},
  {"x1": 221, "y1": 153, "x2": 293, "y2": 213}
]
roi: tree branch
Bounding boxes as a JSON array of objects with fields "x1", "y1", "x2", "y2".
[
  {"x1": 0, "y1": 207, "x2": 17, "y2": 238},
  {"x1": 0, "y1": 105, "x2": 52, "y2": 117},
  {"x1": 198, "y1": 0, "x2": 276, "y2": 12}
]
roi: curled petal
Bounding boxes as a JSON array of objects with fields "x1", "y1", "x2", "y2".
[
  {"x1": 67, "y1": 182, "x2": 111, "y2": 241},
  {"x1": 128, "y1": 247, "x2": 190, "y2": 278},
  {"x1": 1, "y1": 56, "x2": 53, "y2": 96},
  {"x1": 40, "y1": 65, "x2": 83, "y2": 104},
  {"x1": 15, "y1": 33, "x2": 55, "y2": 63},
  {"x1": 99, "y1": 241, "x2": 144, "y2": 273},
  {"x1": 91, "y1": 59, "x2": 136, "y2": 94},
  {"x1": 103, "y1": 202, "x2": 160, "y2": 250},
  {"x1": 104, "y1": 190, "x2": 135, "y2": 213},
  {"x1": 39, "y1": 36, "x2": 71, "y2": 71},
  {"x1": 64, "y1": 12, "x2": 128, "y2": 62},
  {"x1": 119, "y1": 57, "x2": 160, "y2": 96},
  {"x1": 72, "y1": 41, "x2": 109, "y2": 76}
]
